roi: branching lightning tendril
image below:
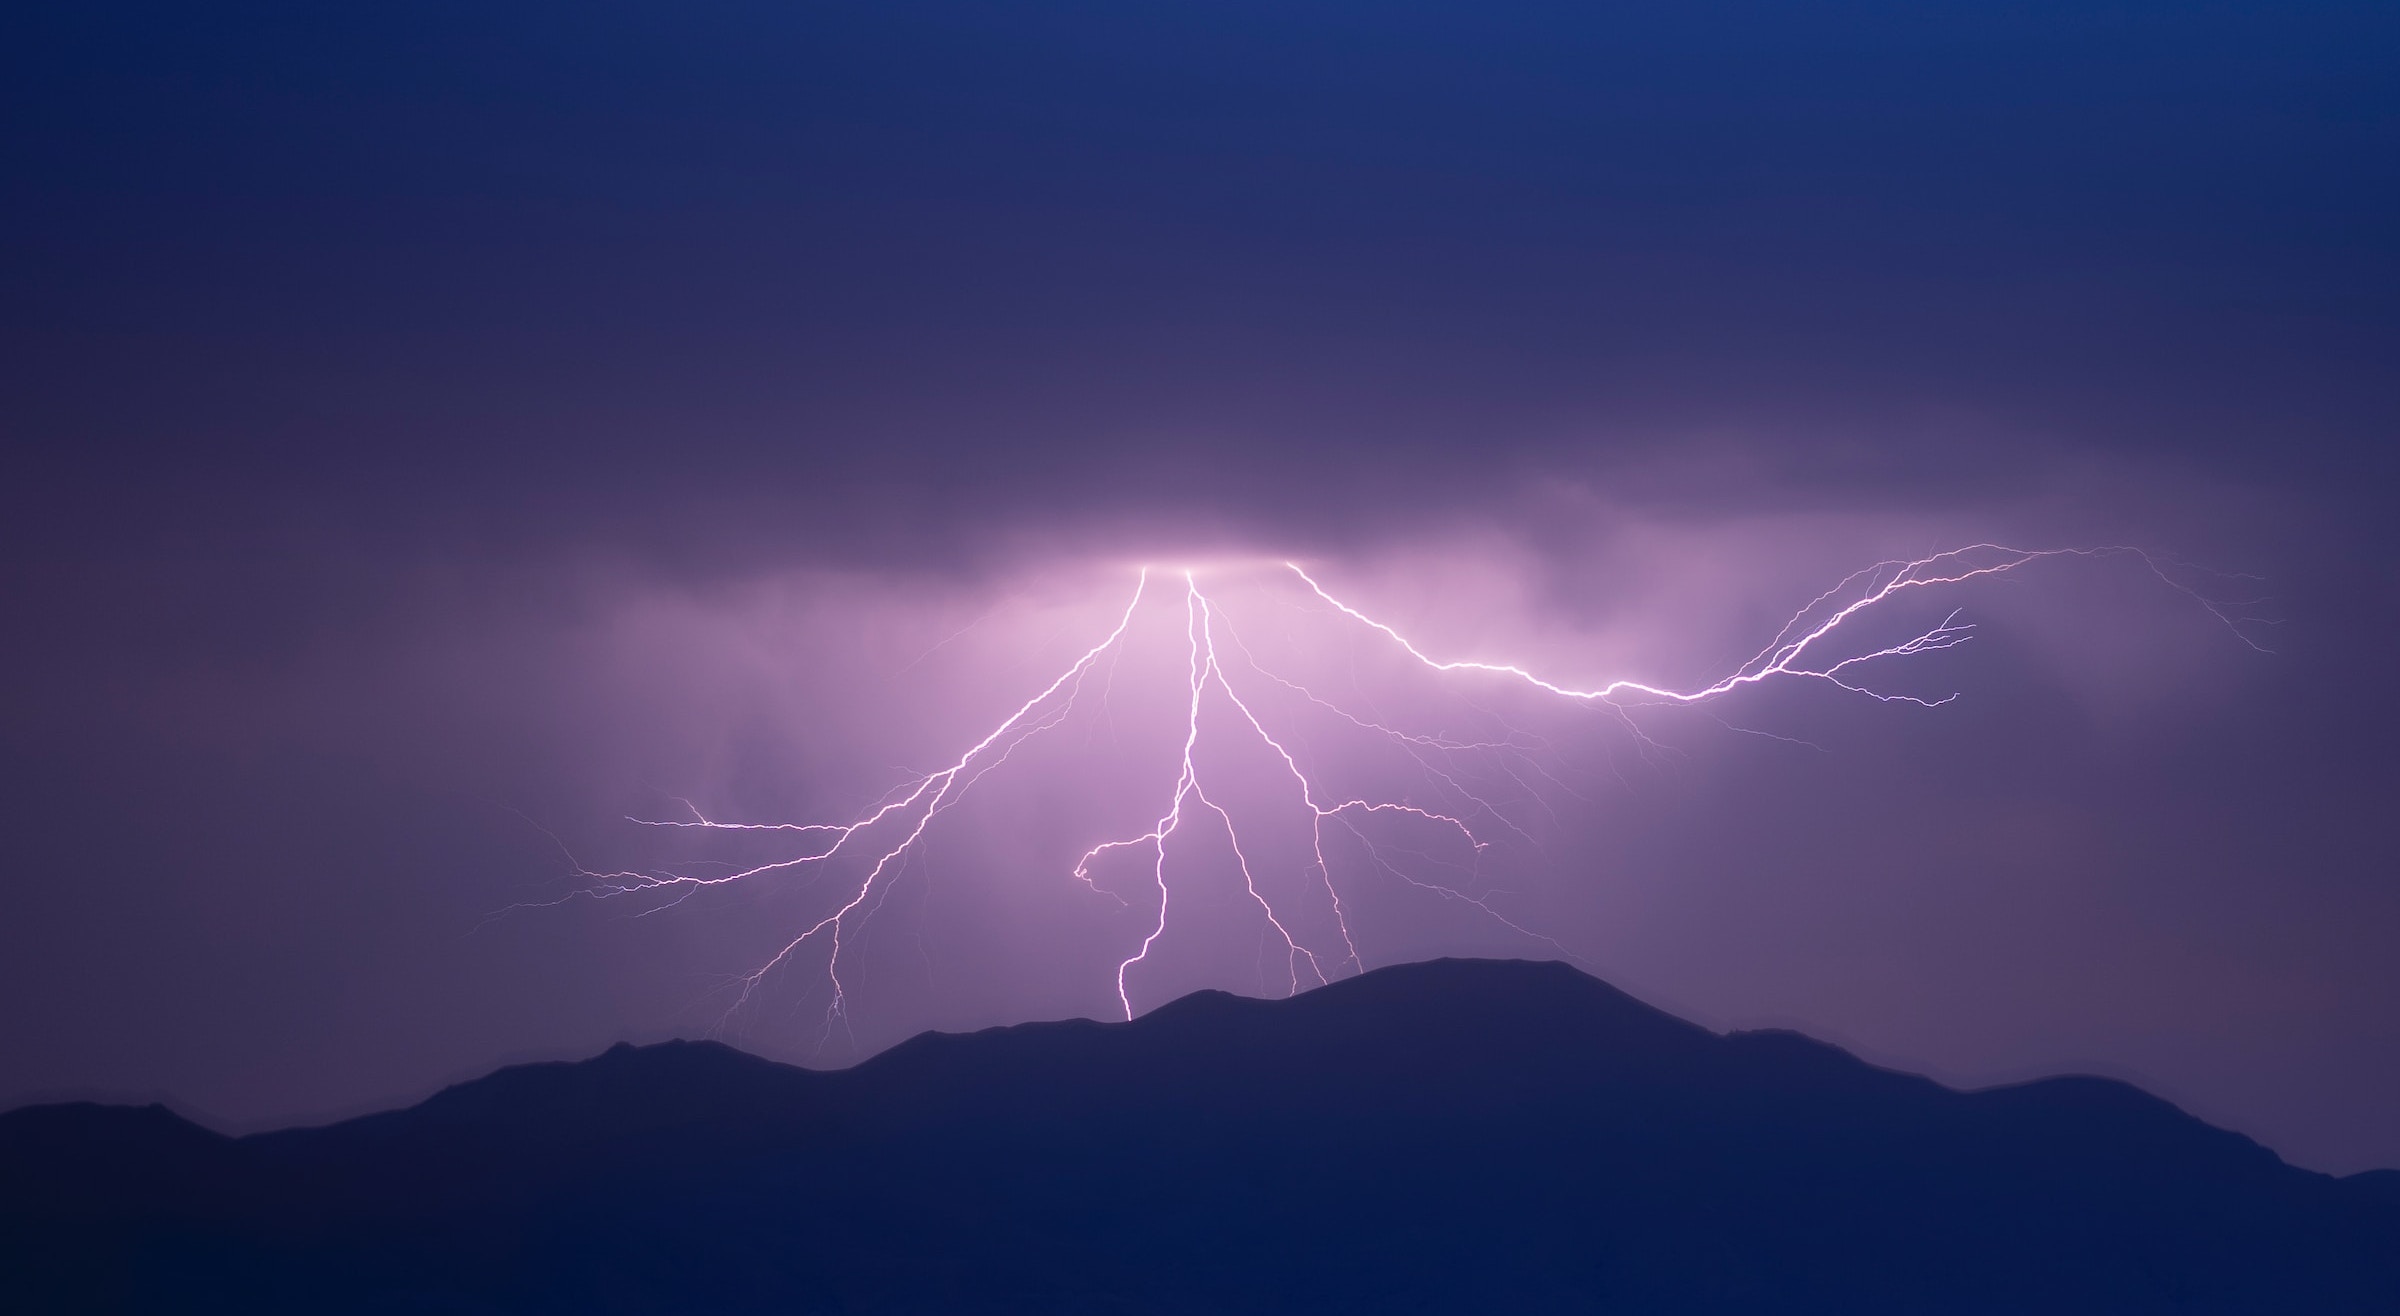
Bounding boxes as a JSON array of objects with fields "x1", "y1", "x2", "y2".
[{"x1": 519, "y1": 543, "x2": 2266, "y2": 1039}]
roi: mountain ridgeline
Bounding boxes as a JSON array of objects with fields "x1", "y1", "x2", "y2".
[{"x1": 4, "y1": 958, "x2": 2394, "y2": 1313}]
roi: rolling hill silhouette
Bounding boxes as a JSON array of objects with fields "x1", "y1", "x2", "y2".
[{"x1": 5, "y1": 958, "x2": 2394, "y2": 1313}]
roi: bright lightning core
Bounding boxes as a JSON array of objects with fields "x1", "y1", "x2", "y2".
[{"x1": 527, "y1": 545, "x2": 2266, "y2": 1044}]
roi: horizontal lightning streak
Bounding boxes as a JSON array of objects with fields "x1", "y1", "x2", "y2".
[{"x1": 1285, "y1": 543, "x2": 2264, "y2": 707}]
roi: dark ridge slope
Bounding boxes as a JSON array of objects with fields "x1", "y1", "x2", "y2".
[{"x1": 4, "y1": 958, "x2": 2393, "y2": 1314}]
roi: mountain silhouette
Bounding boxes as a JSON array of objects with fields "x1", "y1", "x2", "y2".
[{"x1": 4, "y1": 958, "x2": 2394, "y2": 1313}]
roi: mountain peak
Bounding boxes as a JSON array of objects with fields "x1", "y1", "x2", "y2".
[{"x1": 4, "y1": 957, "x2": 2392, "y2": 1313}]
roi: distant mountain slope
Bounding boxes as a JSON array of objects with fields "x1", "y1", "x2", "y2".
[{"x1": 4, "y1": 959, "x2": 2394, "y2": 1313}]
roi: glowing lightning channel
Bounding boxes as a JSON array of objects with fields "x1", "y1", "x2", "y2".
[
  {"x1": 1078, "y1": 575, "x2": 1208, "y2": 1019},
  {"x1": 1075, "y1": 572, "x2": 1509, "y2": 1017},
  {"x1": 537, "y1": 541, "x2": 2264, "y2": 1039},
  {"x1": 743, "y1": 569, "x2": 1157, "y2": 1034},
  {"x1": 1285, "y1": 543, "x2": 2265, "y2": 708},
  {"x1": 518, "y1": 569, "x2": 1152, "y2": 1035}
]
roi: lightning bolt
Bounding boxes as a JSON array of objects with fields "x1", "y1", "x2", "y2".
[
  {"x1": 526, "y1": 542, "x2": 2266, "y2": 1037},
  {"x1": 1287, "y1": 543, "x2": 2266, "y2": 708}
]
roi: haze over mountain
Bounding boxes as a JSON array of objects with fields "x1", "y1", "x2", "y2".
[{"x1": 6, "y1": 958, "x2": 2393, "y2": 1313}]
